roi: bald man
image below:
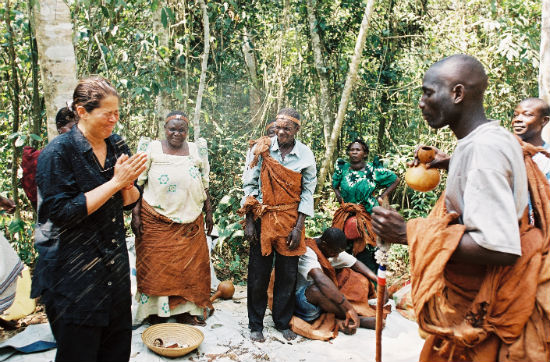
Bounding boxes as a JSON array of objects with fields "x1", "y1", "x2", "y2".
[
  {"x1": 372, "y1": 55, "x2": 550, "y2": 361},
  {"x1": 512, "y1": 97, "x2": 550, "y2": 180}
]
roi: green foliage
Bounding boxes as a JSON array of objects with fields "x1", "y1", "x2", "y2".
[{"x1": 0, "y1": 0, "x2": 544, "y2": 280}]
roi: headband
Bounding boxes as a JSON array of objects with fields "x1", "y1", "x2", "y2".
[
  {"x1": 275, "y1": 114, "x2": 300, "y2": 126},
  {"x1": 165, "y1": 114, "x2": 190, "y2": 124},
  {"x1": 265, "y1": 122, "x2": 276, "y2": 131}
]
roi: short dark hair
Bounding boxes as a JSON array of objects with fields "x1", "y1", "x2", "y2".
[
  {"x1": 55, "y1": 107, "x2": 76, "y2": 129},
  {"x1": 520, "y1": 98, "x2": 550, "y2": 118},
  {"x1": 320, "y1": 228, "x2": 347, "y2": 251},
  {"x1": 346, "y1": 138, "x2": 369, "y2": 153},
  {"x1": 166, "y1": 110, "x2": 188, "y2": 119},
  {"x1": 277, "y1": 107, "x2": 300, "y2": 121}
]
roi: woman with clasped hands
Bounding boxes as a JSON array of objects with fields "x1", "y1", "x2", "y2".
[{"x1": 33, "y1": 76, "x2": 147, "y2": 362}]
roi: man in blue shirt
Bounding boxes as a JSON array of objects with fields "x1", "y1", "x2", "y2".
[{"x1": 241, "y1": 107, "x2": 317, "y2": 342}]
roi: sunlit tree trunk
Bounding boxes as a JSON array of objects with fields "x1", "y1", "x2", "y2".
[
  {"x1": 28, "y1": 0, "x2": 42, "y2": 147},
  {"x1": 541, "y1": 0, "x2": 550, "y2": 142},
  {"x1": 306, "y1": 0, "x2": 332, "y2": 146},
  {"x1": 33, "y1": 0, "x2": 78, "y2": 141},
  {"x1": 154, "y1": 7, "x2": 171, "y2": 138},
  {"x1": 5, "y1": 0, "x2": 21, "y2": 220},
  {"x1": 316, "y1": 0, "x2": 376, "y2": 194},
  {"x1": 193, "y1": 0, "x2": 210, "y2": 141},
  {"x1": 242, "y1": 28, "x2": 262, "y2": 123}
]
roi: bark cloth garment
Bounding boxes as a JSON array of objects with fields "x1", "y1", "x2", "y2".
[
  {"x1": 268, "y1": 238, "x2": 389, "y2": 341},
  {"x1": 136, "y1": 200, "x2": 213, "y2": 312},
  {"x1": 238, "y1": 136, "x2": 306, "y2": 256},
  {"x1": 407, "y1": 140, "x2": 550, "y2": 362},
  {"x1": 332, "y1": 203, "x2": 376, "y2": 255}
]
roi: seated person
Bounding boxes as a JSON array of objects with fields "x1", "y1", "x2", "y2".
[
  {"x1": 512, "y1": 97, "x2": 550, "y2": 180},
  {"x1": 295, "y1": 228, "x2": 380, "y2": 335}
]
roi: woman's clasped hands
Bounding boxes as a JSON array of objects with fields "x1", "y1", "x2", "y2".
[{"x1": 113, "y1": 152, "x2": 148, "y2": 191}]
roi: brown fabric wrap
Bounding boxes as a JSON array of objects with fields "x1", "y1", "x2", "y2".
[
  {"x1": 407, "y1": 139, "x2": 550, "y2": 362},
  {"x1": 136, "y1": 200, "x2": 213, "y2": 311},
  {"x1": 280, "y1": 238, "x2": 383, "y2": 341},
  {"x1": 238, "y1": 136, "x2": 306, "y2": 256},
  {"x1": 332, "y1": 203, "x2": 376, "y2": 255}
]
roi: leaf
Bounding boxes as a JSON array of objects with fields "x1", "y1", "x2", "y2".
[
  {"x1": 8, "y1": 219, "x2": 25, "y2": 234},
  {"x1": 161, "y1": 7, "x2": 168, "y2": 29},
  {"x1": 101, "y1": 5, "x2": 110, "y2": 18},
  {"x1": 30, "y1": 134, "x2": 42, "y2": 142},
  {"x1": 15, "y1": 135, "x2": 26, "y2": 147}
]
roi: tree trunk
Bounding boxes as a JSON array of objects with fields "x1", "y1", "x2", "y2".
[
  {"x1": 28, "y1": 0, "x2": 42, "y2": 147},
  {"x1": 242, "y1": 28, "x2": 262, "y2": 122},
  {"x1": 316, "y1": 0, "x2": 376, "y2": 194},
  {"x1": 306, "y1": 0, "x2": 332, "y2": 146},
  {"x1": 541, "y1": 0, "x2": 550, "y2": 142},
  {"x1": 154, "y1": 6, "x2": 171, "y2": 138},
  {"x1": 33, "y1": 0, "x2": 78, "y2": 141},
  {"x1": 193, "y1": 0, "x2": 210, "y2": 141},
  {"x1": 5, "y1": 0, "x2": 21, "y2": 220}
]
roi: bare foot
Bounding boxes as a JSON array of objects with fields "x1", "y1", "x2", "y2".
[
  {"x1": 175, "y1": 313, "x2": 206, "y2": 326},
  {"x1": 359, "y1": 317, "x2": 377, "y2": 329},
  {"x1": 250, "y1": 330, "x2": 265, "y2": 342},
  {"x1": 279, "y1": 329, "x2": 297, "y2": 341},
  {"x1": 146, "y1": 315, "x2": 168, "y2": 325}
]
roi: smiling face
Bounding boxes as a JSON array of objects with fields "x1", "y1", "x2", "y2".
[
  {"x1": 77, "y1": 95, "x2": 119, "y2": 140},
  {"x1": 348, "y1": 142, "x2": 367, "y2": 163},
  {"x1": 419, "y1": 69, "x2": 456, "y2": 130},
  {"x1": 275, "y1": 119, "x2": 298, "y2": 146},
  {"x1": 512, "y1": 100, "x2": 549, "y2": 142},
  {"x1": 164, "y1": 118, "x2": 188, "y2": 148}
]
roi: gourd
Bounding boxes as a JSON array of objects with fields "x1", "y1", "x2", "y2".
[
  {"x1": 404, "y1": 146, "x2": 440, "y2": 192},
  {"x1": 210, "y1": 280, "x2": 235, "y2": 302}
]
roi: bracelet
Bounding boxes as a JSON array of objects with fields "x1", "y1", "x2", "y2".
[{"x1": 337, "y1": 296, "x2": 346, "y2": 306}]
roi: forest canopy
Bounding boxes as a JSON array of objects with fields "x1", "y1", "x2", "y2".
[{"x1": 0, "y1": 0, "x2": 547, "y2": 279}]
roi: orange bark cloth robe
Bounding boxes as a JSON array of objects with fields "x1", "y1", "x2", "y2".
[
  {"x1": 332, "y1": 203, "x2": 376, "y2": 255},
  {"x1": 282, "y1": 238, "x2": 388, "y2": 341},
  {"x1": 238, "y1": 136, "x2": 307, "y2": 256},
  {"x1": 136, "y1": 201, "x2": 213, "y2": 312},
  {"x1": 407, "y1": 140, "x2": 550, "y2": 362}
]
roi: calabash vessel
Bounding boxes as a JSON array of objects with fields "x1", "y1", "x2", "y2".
[
  {"x1": 210, "y1": 280, "x2": 235, "y2": 302},
  {"x1": 405, "y1": 146, "x2": 440, "y2": 192}
]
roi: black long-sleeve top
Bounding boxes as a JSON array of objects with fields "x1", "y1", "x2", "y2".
[{"x1": 32, "y1": 126, "x2": 141, "y2": 326}]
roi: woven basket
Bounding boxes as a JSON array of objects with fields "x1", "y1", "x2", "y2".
[{"x1": 142, "y1": 323, "x2": 204, "y2": 358}]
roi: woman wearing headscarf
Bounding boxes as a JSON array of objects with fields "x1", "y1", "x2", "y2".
[
  {"x1": 131, "y1": 111, "x2": 213, "y2": 325},
  {"x1": 332, "y1": 139, "x2": 399, "y2": 273}
]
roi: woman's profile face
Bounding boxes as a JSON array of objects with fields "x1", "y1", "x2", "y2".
[
  {"x1": 79, "y1": 95, "x2": 119, "y2": 140},
  {"x1": 164, "y1": 118, "x2": 188, "y2": 148},
  {"x1": 348, "y1": 142, "x2": 367, "y2": 163}
]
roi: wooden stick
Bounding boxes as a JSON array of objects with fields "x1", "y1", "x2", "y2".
[
  {"x1": 376, "y1": 265, "x2": 386, "y2": 362},
  {"x1": 375, "y1": 196, "x2": 390, "y2": 362}
]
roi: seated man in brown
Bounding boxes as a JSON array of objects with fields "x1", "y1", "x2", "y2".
[{"x1": 295, "y1": 228, "x2": 378, "y2": 334}]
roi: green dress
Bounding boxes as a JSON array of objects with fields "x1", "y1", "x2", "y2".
[
  {"x1": 332, "y1": 157, "x2": 397, "y2": 213},
  {"x1": 332, "y1": 157, "x2": 397, "y2": 273}
]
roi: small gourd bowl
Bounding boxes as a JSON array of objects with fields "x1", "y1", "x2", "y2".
[
  {"x1": 142, "y1": 323, "x2": 204, "y2": 358},
  {"x1": 416, "y1": 146, "x2": 436, "y2": 164}
]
